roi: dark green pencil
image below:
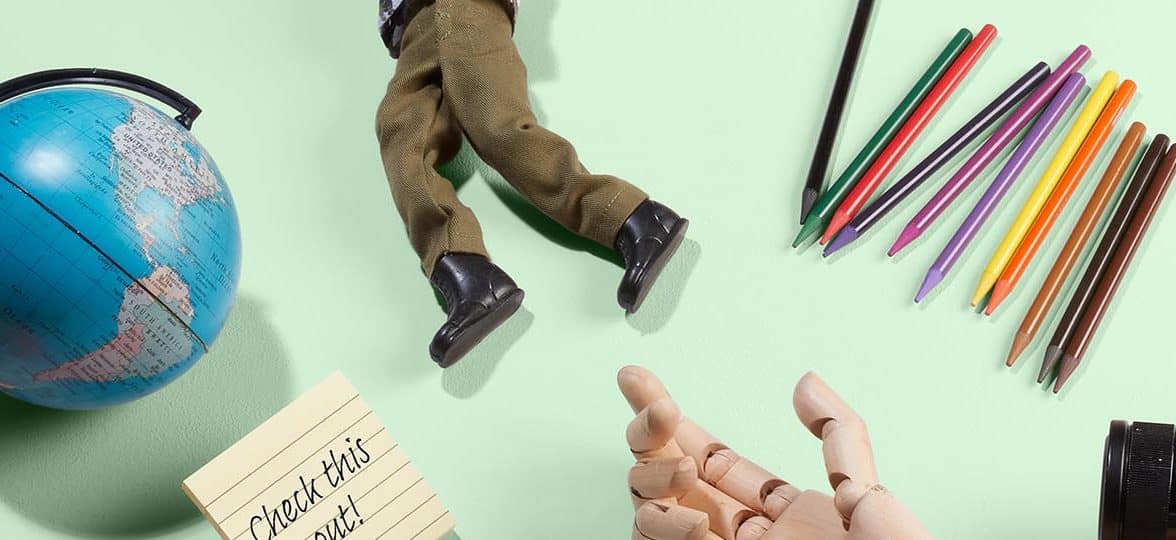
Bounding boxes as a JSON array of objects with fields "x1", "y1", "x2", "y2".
[{"x1": 794, "y1": 28, "x2": 973, "y2": 247}]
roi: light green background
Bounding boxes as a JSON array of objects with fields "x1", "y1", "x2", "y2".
[{"x1": 3, "y1": 1, "x2": 1176, "y2": 538}]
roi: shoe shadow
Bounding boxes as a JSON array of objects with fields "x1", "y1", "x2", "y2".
[
  {"x1": 441, "y1": 307, "x2": 534, "y2": 399},
  {"x1": 0, "y1": 296, "x2": 294, "y2": 538},
  {"x1": 626, "y1": 239, "x2": 702, "y2": 335}
]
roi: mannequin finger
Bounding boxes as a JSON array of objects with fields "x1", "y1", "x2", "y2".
[
  {"x1": 634, "y1": 500, "x2": 712, "y2": 540},
  {"x1": 630, "y1": 456, "x2": 699, "y2": 500},
  {"x1": 628, "y1": 397, "x2": 683, "y2": 459},
  {"x1": 792, "y1": 372, "x2": 879, "y2": 523},
  {"x1": 758, "y1": 490, "x2": 851, "y2": 540},
  {"x1": 734, "y1": 516, "x2": 772, "y2": 540},
  {"x1": 679, "y1": 482, "x2": 759, "y2": 540},
  {"x1": 619, "y1": 365, "x2": 675, "y2": 413},
  {"x1": 845, "y1": 485, "x2": 931, "y2": 540},
  {"x1": 675, "y1": 417, "x2": 802, "y2": 518}
]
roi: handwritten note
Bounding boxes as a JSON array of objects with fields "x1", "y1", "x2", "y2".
[{"x1": 182, "y1": 372, "x2": 455, "y2": 540}]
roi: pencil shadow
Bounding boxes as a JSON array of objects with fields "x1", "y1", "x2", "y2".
[
  {"x1": 625, "y1": 239, "x2": 701, "y2": 335},
  {"x1": 0, "y1": 296, "x2": 294, "y2": 538},
  {"x1": 441, "y1": 307, "x2": 534, "y2": 399}
]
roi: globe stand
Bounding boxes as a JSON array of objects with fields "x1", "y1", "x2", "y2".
[{"x1": 0, "y1": 68, "x2": 202, "y2": 129}]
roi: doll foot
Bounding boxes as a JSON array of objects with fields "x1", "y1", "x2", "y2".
[
  {"x1": 616, "y1": 200, "x2": 689, "y2": 313},
  {"x1": 429, "y1": 253, "x2": 524, "y2": 368}
]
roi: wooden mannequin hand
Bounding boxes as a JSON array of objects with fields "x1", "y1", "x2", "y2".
[{"x1": 619, "y1": 366, "x2": 931, "y2": 540}]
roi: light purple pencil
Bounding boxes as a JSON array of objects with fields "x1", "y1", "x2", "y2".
[
  {"x1": 888, "y1": 44, "x2": 1092, "y2": 256},
  {"x1": 914, "y1": 73, "x2": 1086, "y2": 303}
]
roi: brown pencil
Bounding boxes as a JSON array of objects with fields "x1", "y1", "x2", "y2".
[
  {"x1": 1005, "y1": 123, "x2": 1146, "y2": 367},
  {"x1": 1054, "y1": 144, "x2": 1176, "y2": 392},
  {"x1": 1039, "y1": 134, "x2": 1169, "y2": 383}
]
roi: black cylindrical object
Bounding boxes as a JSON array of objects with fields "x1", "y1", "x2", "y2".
[{"x1": 1101, "y1": 420, "x2": 1176, "y2": 539}]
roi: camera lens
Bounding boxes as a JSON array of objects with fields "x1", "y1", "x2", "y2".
[{"x1": 1100, "y1": 420, "x2": 1176, "y2": 539}]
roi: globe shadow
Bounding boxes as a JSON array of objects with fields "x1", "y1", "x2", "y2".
[
  {"x1": 626, "y1": 239, "x2": 702, "y2": 335},
  {"x1": 0, "y1": 295, "x2": 294, "y2": 538},
  {"x1": 441, "y1": 307, "x2": 534, "y2": 399}
]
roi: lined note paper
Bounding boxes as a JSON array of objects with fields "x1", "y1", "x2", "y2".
[{"x1": 182, "y1": 372, "x2": 454, "y2": 540}]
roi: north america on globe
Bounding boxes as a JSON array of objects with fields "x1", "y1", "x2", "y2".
[{"x1": 0, "y1": 86, "x2": 241, "y2": 409}]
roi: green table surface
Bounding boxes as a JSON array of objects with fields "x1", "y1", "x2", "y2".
[{"x1": 3, "y1": 1, "x2": 1176, "y2": 538}]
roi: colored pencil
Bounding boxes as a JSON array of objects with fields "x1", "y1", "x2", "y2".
[
  {"x1": 887, "y1": 45, "x2": 1091, "y2": 256},
  {"x1": 987, "y1": 80, "x2": 1136, "y2": 314},
  {"x1": 1054, "y1": 145, "x2": 1176, "y2": 393},
  {"x1": 1039, "y1": 134, "x2": 1169, "y2": 383},
  {"x1": 820, "y1": 25, "x2": 998, "y2": 245},
  {"x1": 824, "y1": 63, "x2": 1050, "y2": 257},
  {"x1": 793, "y1": 29, "x2": 973, "y2": 247},
  {"x1": 970, "y1": 71, "x2": 1120, "y2": 306},
  {"x1": 913, "y1": 73, "x2": 1084, "y2": 303},
  {"x1": 1005, "y1": 122, "x2": 1145, "y2": 367},
  {"x1": 801, "y1": 0, "x2": 876, "y2": 224}
]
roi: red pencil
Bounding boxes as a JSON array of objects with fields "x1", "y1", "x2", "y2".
[{"x1": 821, "y1": 24, "x2": 998, "y2": 245}]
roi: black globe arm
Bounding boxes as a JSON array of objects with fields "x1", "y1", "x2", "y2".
[{"x1": 0, "y1": 68, "x2": 202, "y2": 129}]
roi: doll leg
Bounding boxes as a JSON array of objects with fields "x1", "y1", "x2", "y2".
[
  {"x1": 376, "y1": 5, "x2": 487, "y2": 276},
  {"x1": 432, "y1": 0, "x2": 649, "y2": 249}
]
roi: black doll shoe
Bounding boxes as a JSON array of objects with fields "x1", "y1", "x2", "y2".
[
  {"x1": 615, "y1": 200, "x2": 689, "y2": 313},
  {"x1": 428, "y1": 253, "x2": 524, "y2": 367}
]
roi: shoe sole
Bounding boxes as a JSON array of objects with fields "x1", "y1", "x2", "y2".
[
  {"x1": 434, "y1": 288, "x2": 525, "y2": 369},
  {"x1": 626, "y1": 218, "x2": 689, "y2": 314}
]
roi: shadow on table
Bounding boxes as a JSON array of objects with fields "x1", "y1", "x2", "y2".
[
  {"x1": 442, "y1": 307, "x2": 534, "y2": 399},
  {"x1": 0, "y1": 296, "x2": 294, "y2": 538},
  {"x1": 626, "y1": 239, "x2": 701, "y2": 335}
]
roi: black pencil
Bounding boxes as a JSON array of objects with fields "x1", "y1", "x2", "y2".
[{"x1": 801, "y1": 0, "x2": 876, "y2": 224}]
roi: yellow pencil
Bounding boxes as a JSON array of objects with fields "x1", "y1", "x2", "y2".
[{"x1": 970, "y1": 71, "x2": 1119, "y2": 306}]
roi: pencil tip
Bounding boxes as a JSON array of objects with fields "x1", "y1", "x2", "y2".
[
  {"x1": 1054, "y1": 355, "x2": 1079, "y2": 393},
  {"x1": 800, "y1": 189, "x2": 819, "y2": 225},
  {"x1": 986, "y1": 281, "x2": 1012, "y2": 316},
  {"x1": 888, "y1": 227, "x2": 919, "y2": 257},
  {"x1": 1006, "y1": 332, "x2": 1031, "y2": 367},
  {"x1": 914, "y1": 269, "x2": 944, "y2": 303},
  {"x1": 821, "y1": 212, "x2": 851, "y2": 246},
  {"x1": 1038, "y1": 346, "x2": 1062, "y2": 383},
  {"x1": 792, "y1": 219, "x2": 823, "y2": 248},
  {"x1": 970, "y1": 278, "x2": 994, "y2": 308},
  {"x1": 824, "y1": 227, "x2": 858, "y2": 257}
]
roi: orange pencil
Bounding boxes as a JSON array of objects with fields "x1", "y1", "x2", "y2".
[{"x1": 985, "y1": 80, "x2": 1137, "y2": 315}]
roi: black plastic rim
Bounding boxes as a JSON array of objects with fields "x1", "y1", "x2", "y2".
[
  {"x1": 0, "y1": 68, "x2": 201, "y2": 129},
  {"x1": 1101, "y1": 420, "x2": 1128, "y2": 540}
]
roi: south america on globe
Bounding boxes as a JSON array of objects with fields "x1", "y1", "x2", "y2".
[{"x1": 0, "y1": 70, "x2": 241, "y2": 409}]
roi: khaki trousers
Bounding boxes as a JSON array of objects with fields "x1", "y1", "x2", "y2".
[{"x1": 376, "y1": 0, "x2": 648, "y2": 276}]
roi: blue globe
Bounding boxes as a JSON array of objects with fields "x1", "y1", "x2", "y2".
[{"x1": 0, "y1": 87, "x2": 240, "y2": 409}]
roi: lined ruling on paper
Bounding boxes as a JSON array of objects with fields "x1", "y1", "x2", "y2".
[{"x1": 182, "y1": 372, "x2": 455, "y2": 540}]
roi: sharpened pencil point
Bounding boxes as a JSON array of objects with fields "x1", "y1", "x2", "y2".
[
  {"x1": 1039, "y1": 345, "x2": 1063, "y2": 383},
  {"x1": 970, "y1": 272, "x2": 997, "y2": 307},
  {"x1": 824, "y1": 226, "x2": 859, "y2": 257},
  {"x1": 821, "y1": 211, "x2": 851, "y2": 245},
  {"x1": 986, "y1": 280, "x2": 1012, "y2": 316},
  {"x1": 800, "y1": 188, "x2": 819, "y2": 225},
  {"x1": 914, "y1": 269, "x2": 944, "y2": 303},
  {"x1": 792, "y1": 218, "x2": 824, "y2": 248},
  {"x1": 1054, "y1": 354, "x2": 1079, "y2": 393},
  {"x1": 889, "y1": 226, "x2": 920, "y2": 257},
  {"x1": 1006, "y1": 331, "x2": 1031, "y2": 367}
]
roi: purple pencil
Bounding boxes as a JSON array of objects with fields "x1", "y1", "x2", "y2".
[
  {"x1": 888, "y1": 44, "x2": 1092, "y2": 256},
  {"x1": 914, "y1": 73, "x2": 1086, "y2": 302}
]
